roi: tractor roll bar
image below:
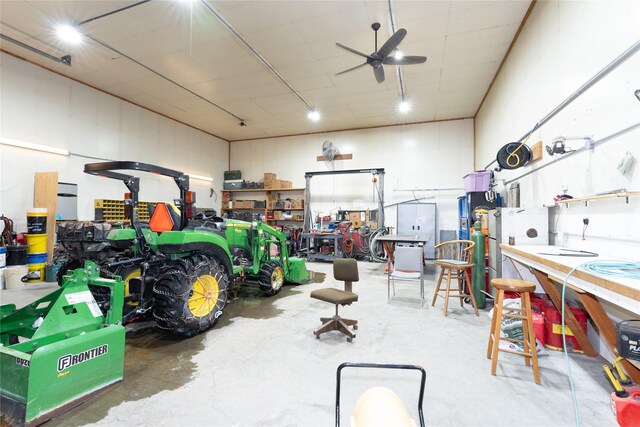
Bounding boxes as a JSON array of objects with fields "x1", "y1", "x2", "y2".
[{"x1": 84, "y1": 161, "x2": 190, "y2": 229}]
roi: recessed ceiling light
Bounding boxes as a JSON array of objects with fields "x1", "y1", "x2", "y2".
[
  {"x1": 56, "y1": 24, "x2": 83, "y2": 45},
  {"x1": 308, "y1": 109, "x2": 321, "y2": 122},
  {"x1": 394, "y1": 50, "x2": 403, "y2": 60},
  {"x1": 398, "y1": 101, "x2": 411, "y2": 113}
]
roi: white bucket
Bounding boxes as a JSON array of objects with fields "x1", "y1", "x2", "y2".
[{"x1": 5, "y1": 265, "x2": 28, "y2": 290}]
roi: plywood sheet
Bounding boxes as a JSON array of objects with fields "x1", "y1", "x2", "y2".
[
  {"x1": 530, "y1": 141, "x2": 543, "y2": 162},
  {"x1": 34, "y1": 172, "x2": 58, "y2": 262}
]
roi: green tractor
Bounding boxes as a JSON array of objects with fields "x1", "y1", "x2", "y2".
[{"x1": 60, "y1": 161, "x2": 309, "y2": 337}]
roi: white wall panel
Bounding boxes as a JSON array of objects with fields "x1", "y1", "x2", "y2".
[
  {"x1": 230, "y1": 119, "x2": 474, "y2": 235},
  {"x1": 475, "y1": 1, "x2": 640, "y2": 257},
  {"x1": 475, "y1": 1, "x2": 640, "y2": 357},
  {"x1": 0, "y1": 53, "x2": 228, "y2": 232}
]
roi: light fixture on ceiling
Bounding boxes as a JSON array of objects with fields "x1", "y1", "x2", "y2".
[
  {"x1": 635, "y1": 89, "x2": 640, "y2": 101},
  {"x1": 238, "y1": 120, "x2": 247, "y2": 127},
  {"x1": 394, "y1": 50, "x2": 403, "y2": 60},
  {"x1": 188, "y1": 173, "x2": 214, "y2": 182},
  {"x1": 56, "y1": 24, "x2": 83, "y2": 45},
  {"x1": 200, "y1": 1, "x2": 316, "y2": 128},
  {"x1": 308, "y1": 109, "x2": 321, "y2": 122},
  {"x1": 398, "y1": 100, "x2": 411, "y2": 114},
  {"x1": 0, "y1": 137, "x2": 70, "y2": 156}
]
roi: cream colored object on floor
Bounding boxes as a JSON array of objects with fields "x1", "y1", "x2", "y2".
[
  {"x1": 5, "y1": 265, "x2": 28, "y2": 289},
  {"x1": 351, "y1": 387, "x2": 416, "y2": 427}
]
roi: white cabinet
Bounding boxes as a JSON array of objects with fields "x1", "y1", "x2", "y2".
[{"x1": 396, "y1": 202, "x2": 437, "y2": 259}]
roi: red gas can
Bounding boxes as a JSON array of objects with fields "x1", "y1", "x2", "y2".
[
  {"x1": 544, "y1": 305, "x2": 588, "y2": 352},
  {"x1": 610, "y1": 385, "x2": 640, "y2": 427}
]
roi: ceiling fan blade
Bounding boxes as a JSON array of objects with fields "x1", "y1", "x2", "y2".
[
  {"x1": 335, "y1": 62, "x2": 369, "y2": 76},
  {"x1": 383, "y1": 55, "x2": 427, "y2": 65},
  {"x1": 377, "y1": 28, "x2": 407, "y2": 58},
  {"x1": 373, "y1": 64, "x2": 385, "y2": 83},
  {"x1": 336, "y1": 43, "x2": 371, "y2": 59}
]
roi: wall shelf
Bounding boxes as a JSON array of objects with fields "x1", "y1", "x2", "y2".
[
  {"x1": 224, "y1": 188, "x2": 306, "y2": 192},
  {"x1": 221, "y1": 185, "x2": 306, "y2": 224},
  {"x1": 547, "y1": 191, "x2": 639, "y2": 207}
]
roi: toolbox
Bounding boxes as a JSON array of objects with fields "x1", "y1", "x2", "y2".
[
  {"x1": 223, "y1": 180, "x2": 244, "y2": 190},
  {"x1": 224, "y1": 170, "x2": 242, "y2": 180},
  {"x1": 617, "y1": 320, "x2": 640, "y2": 361}
]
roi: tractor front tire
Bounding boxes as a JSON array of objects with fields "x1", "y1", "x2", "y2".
[
  {"x1": 153, "y1": 254, "x2": 229, "y2": 337},
  {"x1": 259, "y1": 261, "x2": 285, "y2": 296}
]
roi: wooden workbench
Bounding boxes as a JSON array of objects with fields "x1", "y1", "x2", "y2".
[{"x1": 500, "y1": 244, "x2": 640, "y2": 383}]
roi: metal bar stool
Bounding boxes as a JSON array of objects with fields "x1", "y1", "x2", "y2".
[{"x1": 487, "y1": 278, "x2": 540, "y2": 384}]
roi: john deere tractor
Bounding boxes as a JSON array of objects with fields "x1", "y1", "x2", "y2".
[{"x1": 59, "y1": 161, "x2": 309, "y2": 337}]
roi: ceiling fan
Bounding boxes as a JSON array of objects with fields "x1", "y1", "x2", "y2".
[{"x1": 335, "y1": 22, "x2": 427, "y2": 83}]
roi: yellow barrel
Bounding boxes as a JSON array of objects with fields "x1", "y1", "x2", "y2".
[
  {"x1": 26, "y1": 233, "x2": 47, "y2": 254},
  {"x1": 27, "y1": 208, "x2": 47, "y2": 234}
]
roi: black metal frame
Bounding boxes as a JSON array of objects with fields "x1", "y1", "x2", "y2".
[
  {"x1": 84, "y1": 161, "x2": 189, "y2": 229},
  {"x1": 335, "y1": 362, "x2": 426, "y2": 427}
]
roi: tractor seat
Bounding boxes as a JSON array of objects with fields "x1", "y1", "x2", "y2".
[{"x1": 148, "y1": 203, "x2": 182, "y2": 232}]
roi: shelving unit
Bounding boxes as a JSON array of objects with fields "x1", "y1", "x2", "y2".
[
  {"x1": 221, "y1": 188, "x2": 306, "y2": 225},
  {"x1": 94, "y1": 199, "x2": 154, "y2": 221},
  {"x1": 546, "y1": 191, "x2": 639, "y2": 207}
]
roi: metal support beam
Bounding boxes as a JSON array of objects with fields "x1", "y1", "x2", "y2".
[
  {"x1": 377, "y1": 171, "x2": 385, "y2": 228},
  {"x1": 304, "y1": 174, "x2": 312, "y2": 233}
]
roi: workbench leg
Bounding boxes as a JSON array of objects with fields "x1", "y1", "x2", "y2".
[
  {"x1": 532, "y1": 270, "x2": 598, "y2": 357},
  {"x1": 578, "y1": 293, "x2": 640, "y2": 384}
]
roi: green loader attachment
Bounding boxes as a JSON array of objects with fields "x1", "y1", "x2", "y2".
[
  {"x1": 224, "y1": 219, "x2": 309, "y2": 289},
  {"x1": 0, "y1": 262, "x2": 126, "y2": 426}
]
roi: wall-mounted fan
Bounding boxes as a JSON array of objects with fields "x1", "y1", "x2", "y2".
[
  {"x1": 335, "y1": 22, "x2": 427, "y2": 83},
  {"x1": 316, "y1": 140, "x2": 353, "y2": 167},
  {"x1": 321, "y1": 140, "x2": 337, "y2": 168}
]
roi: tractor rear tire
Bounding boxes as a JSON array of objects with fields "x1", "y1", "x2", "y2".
[
  {"x1": 153, "y1": 254, "x2": 228, "y2": 337},
  {"x1": 259, "y1": 261, "x2": 285, "y2": 296}
]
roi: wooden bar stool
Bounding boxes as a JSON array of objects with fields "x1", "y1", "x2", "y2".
[
  {"x1": 432, "y1": 240, "x2": 479, "y2": 317},
  {"x1": 487, "y1": 278, "x2": 540, "y2": 384}
]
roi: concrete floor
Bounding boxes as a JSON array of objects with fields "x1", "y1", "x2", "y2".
[{"x1": 1, "y1": 261, "x2": 617, "y2": 426}]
